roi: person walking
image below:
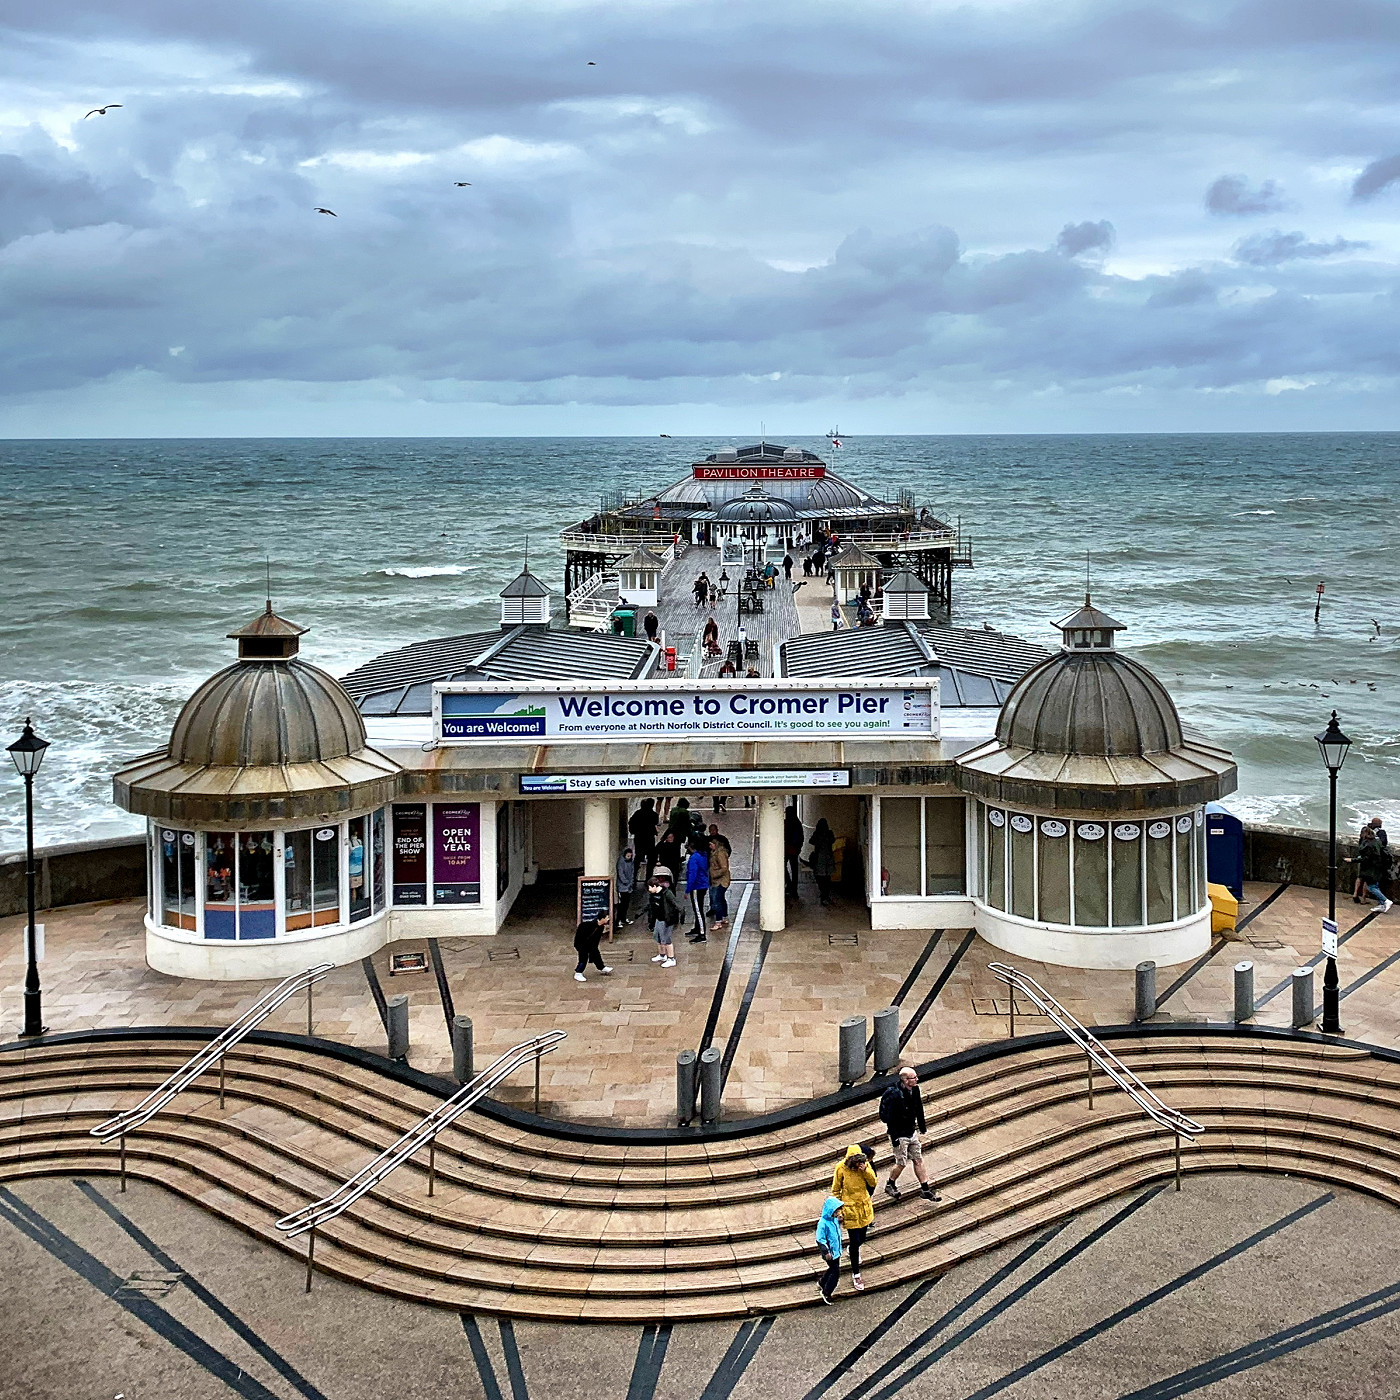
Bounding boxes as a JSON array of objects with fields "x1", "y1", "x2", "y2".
[
  {"x1": 615, "y1": 844, "x2": 639, "y2": 924},
  {"x1": 815, "y1": 1197, "x2": 845, "y2": 1304},
  {"x1": 809, "y1": 818, "x2": 837, "y2": 906},
  {"x1": 572, "y1": 910, "x2": 613, "y2": 982},
  {"x1": 879, "y1": 1066, "x2": 939, "y2": 1202},
  {"x1": 629, "y1": 798, "x2": 658, "y2": 877},
  {"x1": 667, "y1": 797, "x2": 694, "y2": 842},
  {"x1": 709, "y1": 828, "x2": 732, "y2": 931},
  {"x1": 655, "y1": 828, "x2": 684, "y2": 899},
  {"x1": 830, "y1": 1144, "x2": 878, "y2": 1292},
  {"x1": 643, "y1": 611, "x2": 659, "y2": 643},
  {"x1": 830, "y1": 600, "x2": 842, "y2": 631},
  {"x1": 783, "y1": 552, "x2": 794, "y2": 581},
  {"x1": 1358, "y1": 828, "x2": 1394, "y2": 913},
  {"x1": 784, "y1": 805, "x2": 805, "y2": 895},
  {"x1": 685, "y1": 840, "x2": 711, "y2": 943},
  {"x1": 646, "y1": 870, "x2": 681, "y2": 968}
]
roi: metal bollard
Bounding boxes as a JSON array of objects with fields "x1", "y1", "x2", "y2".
[
  {"x1": 452, "y1": 1014, "x2": 474, "y2": 1084},
  {"x1": 1233, "y1": 962, "x2": 1254, "y2": 1023},
  {"x1": 699, "y1": 1047, "x2": 722, "y2": 1124},
  {"x1": 1291, "y1": 967, "x2": 1314, "y2": 1029},
  {"x1": 386, "y1": 993, "x2": 410, "y2": 1060},
  {"x1": 1134, "y1": 961, "x2": 1157, "y2": 1023},
  {"x1": 873, "y1": 1007, "x2": 900, "y2": 1076},
  {"x1": 839, "y1": 1016, "x2": 867, "y2": 1086},
  {"x1": 676, "y1": 1049, "x2": 698, "y2": 1125}
]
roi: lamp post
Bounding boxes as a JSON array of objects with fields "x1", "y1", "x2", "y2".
[
  {"x1": 7, "y1": 718, "x2": 51, "y2": 1038},
  {"x1": 1314, "y1": 710, "x2": 1352, "y2": 1035}
]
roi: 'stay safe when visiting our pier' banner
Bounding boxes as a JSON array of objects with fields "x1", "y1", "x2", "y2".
[{"x1": 435, "y1": 680, "x2": 938, "y2": 743}]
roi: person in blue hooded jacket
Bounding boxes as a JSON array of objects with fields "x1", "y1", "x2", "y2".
[{"x1": 815, "y1": 1195, "x2": 844, "y2": 1303}]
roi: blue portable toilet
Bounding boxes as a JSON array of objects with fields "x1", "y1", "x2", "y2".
[{"x1": 1205, "y1": 802, "x2": 1244, "y2": 899}]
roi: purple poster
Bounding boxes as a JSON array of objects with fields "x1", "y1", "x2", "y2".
[{"x1": 433, "y1": 803, "x2": 481, "y2": 905}]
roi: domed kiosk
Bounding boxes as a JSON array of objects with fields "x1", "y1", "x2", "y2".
[
  {"x1": 114, "y1": 603, "x2": 401, "y2": 978},
  {"x1": 954, "y1": 596, "x2": 1236, "y2": 969}
]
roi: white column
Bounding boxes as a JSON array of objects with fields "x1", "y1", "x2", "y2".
[
  {"x1": 759, "y1": 794, "x2": 786, "y2": 932},
  {"x1": 583, "y1": 797, "x2": 613, "y2": 877}
]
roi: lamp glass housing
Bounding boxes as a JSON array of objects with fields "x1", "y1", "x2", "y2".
[
  {"x1": 1315, "y1": 712, "x2": 1352, "y2": 775},
  {"x1": 7, "y1": 722, "x2": 50, "y2": 778}
]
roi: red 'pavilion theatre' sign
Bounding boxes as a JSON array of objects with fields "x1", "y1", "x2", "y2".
[{"x1": 692, "y1": 465, "x2": 825, "y2": 480}]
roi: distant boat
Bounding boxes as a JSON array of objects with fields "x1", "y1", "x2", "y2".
[
  {"x1": 659, "y1": 433, "x2": 671, "y2": 437},
  {"x1": 827, "y1": 426, "x2": 842, "y2": 449}
]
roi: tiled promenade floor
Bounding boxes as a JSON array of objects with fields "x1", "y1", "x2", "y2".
[{"x1": 3, "y1": 876, "x2": 1395, "y2": 1127}]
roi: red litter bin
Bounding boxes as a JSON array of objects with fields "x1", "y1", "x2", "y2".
[{"x1": 665, "y1": 646, "x2": 677, "y2": 672}]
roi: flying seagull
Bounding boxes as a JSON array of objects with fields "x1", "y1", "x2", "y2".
[
  {"x1": 587, "y1": 61, "x2": 596, "y2": 65},
  {"x1": 314, "y1": 207, "x2": 337, "y2": 216},
  {"x1": 454, "y1": 181, "x2": 471, "y2": 186},
  {"x1": 84, "y1": 104, "x2": 122, "y2": 118}
]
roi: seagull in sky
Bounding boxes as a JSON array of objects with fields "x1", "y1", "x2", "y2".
[
  {"x1": 454, "y1": 181, "x2": 472, "y2": 187},
  {"x1": 84, "y1": 104, "x2": 122, "y2": 118},
  {"x1": 314, "y1": 207, "x2": 337, "y2": 216},
  {"x1": 587, "y1": 61, "x2": 596, "y2": 65}
]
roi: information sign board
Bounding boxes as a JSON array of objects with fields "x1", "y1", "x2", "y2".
[
  {"x1": 1322, "y1": 917, "x2": 1338, "y2": 957},
  {"x1": 577, "y1": 876, "x2": 614, "y2": 933},
  {"x1": 521, "y1": 769, "x2": 851, "y2": 795}
]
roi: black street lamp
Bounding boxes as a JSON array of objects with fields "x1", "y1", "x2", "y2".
[
  {"x1": 7, "y1": 718, "x2": 51, "y2": 1038},
  {"x1": 1314, "y1": 710, "x2": 1352, "y2": 1034}
]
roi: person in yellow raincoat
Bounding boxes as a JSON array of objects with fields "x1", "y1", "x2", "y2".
[{"x1": 830, "y1": 1143, "x2": 878, "y2": 1292}]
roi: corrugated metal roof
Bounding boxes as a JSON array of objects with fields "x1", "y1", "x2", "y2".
[
  {"x1": 780, "y1": 625, "x2": 929, "y2": 679},
  {"x1": 917, "y1": 625, "x2": 1051, "y2": 682},
  {"x1": 342, "y1": 626, "x2": 657, "y2": 715}
]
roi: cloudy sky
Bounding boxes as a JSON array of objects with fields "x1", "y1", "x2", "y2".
[{"x1": 2, "y1": 0, "x2": 1399, "y2": 436}]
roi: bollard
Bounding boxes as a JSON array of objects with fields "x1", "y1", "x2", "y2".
[
  {"x1": 1291, "y1": 967, "x2": 1314, "y2": 1029},
  {"x1": 873, "y1": 1007, "x2": 900, "y2": 1076},
  {"x1": 387, "y1": 993, "x2": 410, "y2": 1060},
  {"x1": 451, "y1": 1014, "x2": 474, "y2": 1084},
  {"x1": 839, "y1": 1016, "x2": 867, "y2": 1086},
  {"x1": 676, "y1": 1049, "x2": 698, "y2": 1125},
  {"x1": 1134, "y1": 961, "x2": 1157, "y2": 1023},
  {"x1": 1233, "y1": 962, "x2": 1254, "y2": 1023},
  {"x1": 699, "y1": 1047, "x2": 722, "y2": 1124}
]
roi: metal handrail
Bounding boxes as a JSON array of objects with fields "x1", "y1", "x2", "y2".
[
  {"x1": 91, "y1": 962, "x2": 334, "y2": 1146},
  {"x1": 274, "y1": 1030, "x2": 566, "y2": 1257},
  {"x1": 988, "y1": 962, "x2": 1202, "y2": 1146}
]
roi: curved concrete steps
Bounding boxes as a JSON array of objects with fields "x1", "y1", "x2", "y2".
[{"x1": 3, "y1": 1033, "x2": 1399, "y2": 1320}]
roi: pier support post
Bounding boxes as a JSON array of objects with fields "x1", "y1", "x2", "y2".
[
  {"x1": 386, "y1": 993, "x2": 410, "y2": 1060},
  {"x1": 758, "y1": 794, "x2": 786, "y2": 933},
  {"x1": 583, "y1": 797, "x2": 613, "y2": 878},
  {"x1": 1134, "y1": 961, "x2": 1156, "y2": 1023},
  {"x1": 1233, "y1": 962, "x2": 1254, "y2": 1023},
  {"x1": 1291, "y1": 967, "x2": 1315, "y2": 1029},
  {"x1": 452, "y1": 1014, "x2": 474, "y2": 1084},
  {"x1": 839, "y1": 1016, "x2": 867, "y2": 1086},
  {"x1": 872, "y1": 1007, "x2": 900, "y2": 1075},
  {"x1": 699, "y1": 1047, "x2": 722, "y2": 1124}
]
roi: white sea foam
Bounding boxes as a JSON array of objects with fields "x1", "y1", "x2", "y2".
[
  {"x1": 376, "y1": 565, "x2": 472, "y2": 578},
  {"x1": 1234, "y1": 509, "x2": 1276, "y2": 516}
]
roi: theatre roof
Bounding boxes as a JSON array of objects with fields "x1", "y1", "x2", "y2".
[
  {"x1": 779, "y1": 620, "x2": 1051, "y2": 707},
  {"x1": 341, "y1": 625, "x2": 658, "y2": 717}
]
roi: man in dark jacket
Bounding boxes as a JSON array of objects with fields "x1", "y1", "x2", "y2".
[
  {"x1": 879, "y1": 1065, "x2": 939, "y2": 1203},
  {"x1": 629, "y1": 799, "x2": 658, "y2": 876},
  {"x1": 572, "y1": 911, "x2": 612, "y2": 982}
]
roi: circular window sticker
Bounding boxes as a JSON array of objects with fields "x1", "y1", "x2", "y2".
[
  {"x1": 181, "y1": 832, "x2": 195, "y2": 846},
  {"x1": 1114, "y1": 824, "x2": 1141, "y2": 841},
  {"x1": 315, "y1": 828, "x2": 336, "y2": 842},
  {"x1": 987, "y1": 809, "x2": 1006, "y2": 828},
  {"x1": 1077, "y1": 823, "x2": 1105, "y2": 841},
  {"x1": 1040, "y1": 819, "x2": 1067, "y2": 838},
  {"x1": 1148, "y1": 821, "x2": 1171, "y2": 839},
  {"x1": 1195, "y1": 809, "x2": 1204, "y2": 826},
  {"x1": 1010, "y1": 814, "x2": 1033, "y2": 833},
  {"x1": 162, "y1": 830, "x2": 175, "y2": 843},
  {"x1": 1176, "y1": 816, "x2": 1193, "y2": 834}
]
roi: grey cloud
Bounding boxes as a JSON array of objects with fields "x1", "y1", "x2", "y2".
[
  {"x1": 1352, "y1": 153, "x2": 1400, "y2": 201},
  {"x1": 1055, "y1": 220, "x2": 1114, "y2": 257},
  {"x1": 1232, "y1": 230, "x2": 1369, "y2": 265},
  {"x1": 1205, "y1": 175, "x2": 1287, "y2": 216}
]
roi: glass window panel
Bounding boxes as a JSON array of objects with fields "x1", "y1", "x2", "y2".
[
  {"x1": 1146, "y1": 820, "x2": 1174, "y2": 923},
  {"x1": 881, "y1": 797, "x2": 921, "y2": 896},
  {"x1": 986, "y1": 807, "x2": 1007, "y2": 911},
  {"x1": 372, "y1": 809, "x2": 386, "y2": 912},
  {"x1": 1072, "y1": 822, "x2": 1108, "y2": 927},
  {"x1": 1009, "y1": 813, "x2": 1035, "y2": 918},
  {"x1": 1174, "y1": 814, "x2": 1194, "y2": 915},
  {"x1": 203, "y1": 832, "x2": 237, "y2": 940},
  {"x1": 312, "y1": 826, "x2": 341, "y2": 925},
  {"x1": 159, "y1": 828, "x2": 198, "y2": 931},
  {"x1": 1110, "y1": 824, "x2": 1144, "y2": 927},
  {"x1": 238, "y1": 831, "x2": 276, "y2": 939},
  {"x1": 923, "y1": 798, "x2": 965, "y2": 895},
  {"x1": 348, "y1": 816, "x2": 371, "y2": 922},
  {"x1": 1037, "y1": 819, "x2": 1070, "y2": 924},
  {"x1": 285, "y1": 828, "x2": 313, "y2": 930}
]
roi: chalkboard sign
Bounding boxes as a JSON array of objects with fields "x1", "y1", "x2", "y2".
[{"x1": 577, "y1": 875, "x2": 614, "y2": 940}]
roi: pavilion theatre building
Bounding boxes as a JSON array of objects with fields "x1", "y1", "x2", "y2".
[{"x1": 115, "y1": 576, "x2": 1236, "y2": 979}]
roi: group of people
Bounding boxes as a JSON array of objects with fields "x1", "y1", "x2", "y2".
[
  {"x1": 693, "y1": 572, "x2": 717, "y2": 608},
  {"x1": 784, "y1": 805, "x2": 838, "y2": 905},
  {"x1": 1351, "y1": 816, "x2": 1395, "y2": 913},
  {"x1": 815, "y1": 1065, "x2": 940, "y2": 1302}
]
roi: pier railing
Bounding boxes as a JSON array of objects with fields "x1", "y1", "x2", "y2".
[{"x1": 560, "y1": 529, "x2": 680, "y2": 560}]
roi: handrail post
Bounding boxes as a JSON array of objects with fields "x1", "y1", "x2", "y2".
[
  {"x1": 1008, "y1": 996, "x2": 1015, "y2": 1040},
  {"x1": 428, "y1": 1139, "x2": 436, "y2": 1198},
  {"x1": 534, "y1": 1048, "x2": 541, "y2": 1114},
  {"x1": 1087, "y1": 1052, "x2": 1094, "y2": 1109},
  {"x1": 307, "y1": 980, "x2": 314, "y2": 1037},
  {"x1": 218, "y1": 1058, "x2": 226, "y2": 1111},
  {"x1": 119, "y1": 1132, "x2": 126, "y2": 1193},
  {"x1": 1174, "y1": 1131, "x2": 1182, "y2": 1191},
  {"x1": 305, "y1": 1224, "x2": 316, "y2": 1292}
]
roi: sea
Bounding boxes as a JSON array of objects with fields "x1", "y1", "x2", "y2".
[{"x1": 0, "y1": 434, "x2": 1396, "y2": 852}]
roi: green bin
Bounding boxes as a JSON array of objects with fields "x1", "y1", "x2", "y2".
[{"x1": 612, "y1": 608, "x2": 636, "y2": 637}]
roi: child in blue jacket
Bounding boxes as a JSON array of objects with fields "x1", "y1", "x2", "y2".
[{"x1": 815, "y1": 1195, "x2": 844, "y2": 1303}]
